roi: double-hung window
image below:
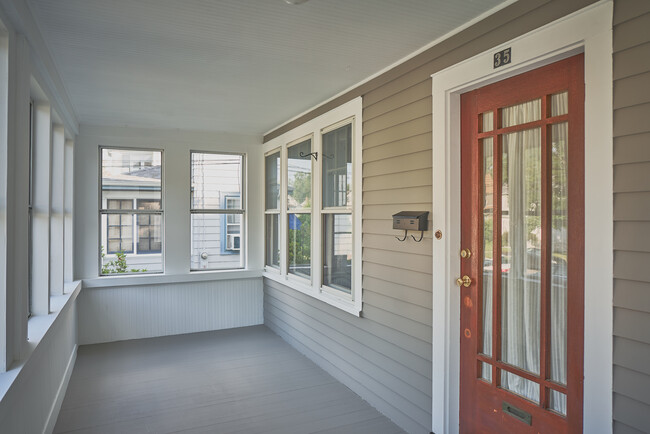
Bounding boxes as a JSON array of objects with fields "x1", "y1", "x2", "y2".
[
  {"x1": 190, "y1": 152, "x2": 244, "y2": 270},
  {"x1": 100, "y1": 148, "x2": 163, "y2": 274},
  {"x1": 265, "y1": 150, "x2": 281, "y2": 269},
  {"x1": 263, "y1": 98, "x2": 362, "y2": 315},
  {"x1": 27, "y1": 100, "x2": 34, "y2": 316}
]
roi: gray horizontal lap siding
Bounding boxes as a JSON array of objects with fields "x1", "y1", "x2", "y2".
[
  {"x1": 263, "y1": 1, "x2": 599, "y2": 433},
  {"x1": 613, "y1": 1, "x2": 650, "y2": 433}
]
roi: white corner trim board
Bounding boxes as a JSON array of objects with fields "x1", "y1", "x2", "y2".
[{"x1": 430, "y1": 2, "x2": 613, "y2": 433}]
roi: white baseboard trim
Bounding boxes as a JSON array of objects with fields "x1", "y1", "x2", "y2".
[{"x1": 43, "y1": 344, "x2": 77, "y2": 434}]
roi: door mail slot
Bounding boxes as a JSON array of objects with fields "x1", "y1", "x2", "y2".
[
  {"x1": 502, "y1": 401, "x2": 532, "y2": 425},
  {"x1": 392, "y1": 211, "x2": 428, "y2": 231}
]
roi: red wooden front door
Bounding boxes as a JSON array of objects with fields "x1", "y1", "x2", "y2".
[{"x1": 459, "y1": 54, "x2": 584, "y2": 433}]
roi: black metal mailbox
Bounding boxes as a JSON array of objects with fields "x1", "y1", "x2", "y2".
[{"x1": 392, "y1": 211, "x2": 429, "y2": 232}]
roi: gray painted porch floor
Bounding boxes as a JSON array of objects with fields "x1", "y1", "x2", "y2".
[{"x1": 54, "y1": 325, "x2": 405, "y2": 434}]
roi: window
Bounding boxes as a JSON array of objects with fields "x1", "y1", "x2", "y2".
[
  {"x1": 190, "y1": 152, "x2": 244, "y2": 270},
  {"x1": 106, "y1": 199, "x2": 134, "y2": 254},
  {"x1": 28, "y1": 100, "x2": 34, "y2": 316},
  {"x1": 100, "y1": 148, "x2": 163, "y2": 274},
  {"x1": 265, "y1": 150, "x2": 281, "y2": 269},
  {"x1": 287, "y1": 138, "x2": 312, "y2": 279},
  {"x1": 222, "y1": 195, "x2": 241, "y2": 253},
  {"x1": 136, "y1": 199, "x2": 162, "y2": 253},
  {"x1": 262, "y1": 98, "x2": 362, "y2": 315},
  {"x1": 322, "y1": 123, "x2": 352, "y2": 293}
]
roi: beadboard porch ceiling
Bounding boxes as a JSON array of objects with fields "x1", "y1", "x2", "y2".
[{"x1": 28, "y1": 0, "x2": 507, "y2": 135}]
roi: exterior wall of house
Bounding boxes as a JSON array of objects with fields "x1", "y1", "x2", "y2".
[
  {"x1": 612, "y1": 1, "x2": 650, "y2": 433},
  {"x1": 263, "y1": 1, "x2": 599, "y2": 432}
]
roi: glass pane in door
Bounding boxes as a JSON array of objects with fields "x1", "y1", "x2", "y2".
[
  {"x1": 500, "y1": 127, "x2": 542, "y2": 393},
  {"x1": 550, "y1": 122, "x2": 569, "y2": 415},
  {"x1": 501, "y1": 99, "x2": 541, "y2": 128},
  {"x1": 481, "y1": 137, "x2": 494, "y2": 382},
  {"x1": 501, "y1": 371, "x2": 540, "y2": 404}
]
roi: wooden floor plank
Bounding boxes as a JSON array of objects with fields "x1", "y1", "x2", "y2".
[{"x1": 54, "y1": 325, "x2": 405, "y2": 434}]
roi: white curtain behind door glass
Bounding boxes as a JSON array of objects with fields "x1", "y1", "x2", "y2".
[
  {"x1": 501, "y1": 124, "x2": 542, "y2": 403},
  {"x1": 500, "y1": 97, "x2": 542, "y2": 403},
  {"x1": 494, "y1": 95, "x2": 569, "y2": 414}
]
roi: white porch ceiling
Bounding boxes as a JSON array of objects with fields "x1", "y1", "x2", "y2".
[{"x1": 28, "y1": 0, "x2": 507, "y2": 135}]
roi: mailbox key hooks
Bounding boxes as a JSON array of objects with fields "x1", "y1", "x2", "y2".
[{"x1": 392, "y1": 211, "x2": 429, "y2": 242}]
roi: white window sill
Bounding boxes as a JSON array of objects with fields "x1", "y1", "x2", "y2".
[
  {"x1": 83, "y1": 269, "x2": 264, "y2": 289},
  {"x1": 263, "y1": 271, "x2": 361, "y2": 317},
  {"x1": 0, "y1": 281, "x2": 82, "y2": 399}
]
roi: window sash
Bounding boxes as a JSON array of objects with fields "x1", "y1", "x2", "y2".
[
  {"x1": 287, "y1": 136, "x2": 313, "y2": 212},
  {"x1": 99, "y1": 147, "x2": 164, "y2": 275},
  {"x1": 190, "y1": 151, "x2": 244, "y2": 211},
  {"x1": 287, "y1": 212, "x2": 312, "y2": 280},
  {"x1": 190, "y1": 152, "x2": 245, "y2": 271},
  {"x1": 265, "y1": 150, "x2": 282, "y2": 211}
]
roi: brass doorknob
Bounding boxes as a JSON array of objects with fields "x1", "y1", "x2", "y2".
[
  {"x1": 456, "y1": 275, "x2": 472, "y2": 287},
  {"x1": 460, "y1": 248, "x2": 472, "y2": 259}
]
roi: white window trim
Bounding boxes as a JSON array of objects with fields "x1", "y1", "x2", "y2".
[
  {"x1": 263, "y1": 146, "x2": 282, "y2": 274},
  {"x1": 430, "y1": 2, "x2": 613, "y2": 433},
  {"x1": 263, "y1": 97, "x2": 362, "y2": 316}
]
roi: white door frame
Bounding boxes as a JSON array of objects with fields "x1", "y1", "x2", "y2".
[{"x1": 430, "y1": 2, "x2": 613, "y2": 433}]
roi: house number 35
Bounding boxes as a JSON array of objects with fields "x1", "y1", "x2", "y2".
[{"x1": 493, "y1": 47, "x2": 512, "y2": 69}]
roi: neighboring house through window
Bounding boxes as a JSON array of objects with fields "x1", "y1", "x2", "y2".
[
  {"x1": 190, "y1": 152, "x2": 244, "y2": 270},
  {"x1": 100, "y1": 148, "x2": 163, "y2": 274}
]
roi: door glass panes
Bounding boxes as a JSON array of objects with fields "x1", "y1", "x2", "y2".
[
  {"x1": 500, "y1": 128, "x2": 541, "y2": 378},
  {"x1": 100, "y1": 149, "x2": 163, "y2": 274},
  {"x1": 266, "y1": 214, "x2": 280, "y2": 268},
  {"x1": 288, "y1": 214, "x2": 311, "y2": 278},
  {"x1": 322, "y1": 124, "x2": 352, "y2": 208},
  {"x1": 482, "y1": 137, "x2": 494, "y2": 361},
  {"x1": 501, "y1": 371, "x2": 540, "y2": 404},
  {"x1": 481, "y1": 362, "x2": 492, "y2": 383},
  {"x1": 190, "y1": 153, "x2": 244, "y2": 270},
  {"x1": 287, "y1": 139, "x2": 312, "y2": 209},
  {"x1": 323, "y1": 214, "x2": 352, "y2": 293},
  {"x1": 550, "y1": 122, "x2": 569, "y2": 391},
  {"x1": 481, "y1": 111, "x2": 494, "y2": 132},
  {"x1": 551, "y1": 92, "x2": 568, "y2": 117},
  {"x1": 501, "y1": 99, "x2": 541, "y2": 128},
  {"x1": 549, "y1": 390, "x2": 567, "y2": 416},
  {"x1": 265, "y1": 151, "x2": 281, "y2": 210}
]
